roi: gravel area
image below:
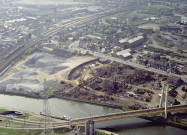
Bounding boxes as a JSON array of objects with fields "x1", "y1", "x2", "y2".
[
  {"x1": 0, "y1": 52, "x2": 94, "y2": 92},
  {"x1": 24, "y1": 52, "x2": 68, "y2": 75}
]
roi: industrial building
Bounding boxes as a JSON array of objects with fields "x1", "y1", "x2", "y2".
[
  {"x1": 115, "y1": 49, "x2": 132, "y2": 59},
  {"x1": 181, "y1": 16, "x2": 187, "y2": 24},
  {"x1": 119, "y1": 34, "x2": 145, "y2": 49}
]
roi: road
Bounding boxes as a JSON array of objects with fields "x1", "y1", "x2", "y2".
[
  {"x1": 0, "y1": 6, "x2": 139, "y2": 77},
  {"x1": 148, "y1": 35, "x2": 187, "y2": 63},
  {"x1": 0, "y1": 105, "x2": 186, "y2": 129},
  {"x1": 69, "y1": 47, "x2": 187, "y2": 82}
]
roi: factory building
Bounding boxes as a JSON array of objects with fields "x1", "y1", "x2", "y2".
[{"x1": 119, "y1": 34, "x2": 145, "y2": 49}]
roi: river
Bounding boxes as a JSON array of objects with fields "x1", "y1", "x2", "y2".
[{"x1": 0, "y1": 94, "x2": 186, "y2": 135}]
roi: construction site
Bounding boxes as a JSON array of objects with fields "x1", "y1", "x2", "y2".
[{"x1": 53, "y1": 59, "x2": 186, "y2": 110}]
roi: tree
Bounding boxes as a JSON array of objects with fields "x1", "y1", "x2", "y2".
[
  {"x1": 105, "y1": 18, "x2": 113, "y2": 24},
  {"x1": 105, "y1": 28, "x2": 116, "y2": 35},
  {"x1": 145, "y1": 52, "x2": 151, "y2": 58}
]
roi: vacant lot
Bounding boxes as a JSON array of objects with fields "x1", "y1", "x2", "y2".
[{"x1": 0, "y1": 52, "x2": 94, "y2": 92}]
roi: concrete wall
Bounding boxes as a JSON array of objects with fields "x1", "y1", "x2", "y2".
[{"x1": 68, "y1": 58, "x2": 99, "y2": 80}]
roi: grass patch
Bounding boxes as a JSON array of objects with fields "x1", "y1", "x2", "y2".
[
  {"x1": 22, "y1": 130, "x2": 43, "y2": 135},
  {"x1": 17, "y1": 113, "x2": 32, "y2": 119},
  {"x1": 122, "y1": 106, "x2": 134, "y2": 111},
  {"x1": 48, "y1": 83, "x2": 62, "y2": 95},
  {"x1": 54, "y1": 128, "x2": 72, "y2": 135},
  {"x1": 127, "y1": 11, "x2": 155, "y2": 19},
  {"x1": 182, "y1": 92, "x2": 187, "y2": 99},
  {"x1": 0, "y1": 109, "x2": 7, "y2": 113},
  {"x1": 0, "y1": 127, "x2": 19, "y2": 135},
  {"x1": 96, "y1": 130, "x2": 110, "y2": 135},
  {"x1": 27, "y1": 115, "x2": 42, "y2": 121},
  {"x1": 0, "y1": 121, "x2": 31, "y2": 126},
  {"x1": 0, "y1": 127, "x2": 70, "y2": 135},
  {"x1": 132, "y1": 20, "x2": 152, "y2": 26},
  {"x1": 168, "y1": 120, "x2": 187, "y2": 127},
  {"x1": 153, "y1": 33, "x2": 174, "y2": 48},
  {"x1": 147, "y1": 113, "x2": 161, "y2": 117},
  {"x1": 144, "y1": 45, "x2": 187, "y2": 58}
]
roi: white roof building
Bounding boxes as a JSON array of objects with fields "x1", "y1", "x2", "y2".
[
  {"x1": 119, "y1": 35, "x2": 144, "y2": 44},
  {"x1": 181, "y1": 16, "x2": 187, "y2": 24},
  {"x1": 116, "y1": 49, "x2": 132, "y2": 58}
]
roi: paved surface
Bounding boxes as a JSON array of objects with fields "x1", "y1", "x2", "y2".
[
  {"x1": 70, "y1": 105, "x2": 187, "y2": 126},
  {"x1": 0, "y1": 105, "x2": 186, "y2": 129},
  {"x1": 69, "y1": 47, "x2": 187, "y2": 82},
  {"x1": 0, "y1": 7, "x2": 138, "y2": 76}
]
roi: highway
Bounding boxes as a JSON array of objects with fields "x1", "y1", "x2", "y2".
[{"x1": 0, "y1": 105, "x2": 186, "y2": 130}]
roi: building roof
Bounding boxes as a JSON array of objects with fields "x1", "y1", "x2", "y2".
[
  {"x1": 167, "y1": 76, "x2": 182, "y2": 83},
  {"x1": 116, "y1": 49, "x2": 131, "y2": 58},
  {"x1": 181, "y1": 16, "x2": 187, "y2": 24},
  {"x1": 182, "y1": 66, "x2": 187, "y2": 73},
  {"x1": 128, "y1": 36, "x2": 144, "y2": 44},
  {"x1": 119, "y1": 35, "x2": 144, "y2": 44},
  {"x1": 119, "y1": 39, "x2": 127, "y2": 44}
]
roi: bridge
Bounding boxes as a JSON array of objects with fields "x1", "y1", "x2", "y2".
[
  {"x1": 69, "y1": 105, "x2": 187, "y2": 126},
  {"x1": 0, "y1": 105, "x2": 186, "y2": 130}
]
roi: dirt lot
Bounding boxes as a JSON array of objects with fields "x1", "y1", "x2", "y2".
[
  {"x1": 0, "y1": 52, "x2": 94, "y2": 92},
  {"x1": 138, "y1": 23, "x2": 160, "y2": 30}
]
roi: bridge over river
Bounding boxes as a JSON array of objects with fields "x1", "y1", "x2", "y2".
[{"x1": 0, "y1": 105, "x2": 186, "y2": 130}]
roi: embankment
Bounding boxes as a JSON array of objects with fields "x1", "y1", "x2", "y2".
[
  {"x1": 141, "y1": 116, "x2": 187, "y2": 130},
  {"x1": 68, "y1": 58, "x2": 99, "y2": 80},
  {"x1": 55, "y1": 95, "x2": 122, "y2": 109},
  {"x1": 0, "y1": 90, "x2": 122, "y2": 110}
]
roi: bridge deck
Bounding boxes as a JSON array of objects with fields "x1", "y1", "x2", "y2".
[{"x1": 70, "y1": 105, "x2": 187, "y2": 125}]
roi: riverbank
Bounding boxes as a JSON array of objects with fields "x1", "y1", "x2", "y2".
[
  {"x1": 96, "y1": 129, "x2": 119, "y2": 135},
  {"x1": 0, "y1": 90, "x2": 123, "y2": 110},
  {"x1": 55, "y1": 95, "x2": 123, "y2": 109},
  {"x1": 0, "y1": 91, "x2": 186, "y2": 131},
  {"x1": 0, "y1": 90, "x2": 42, "y2": 99},
  {"x1": 0, "y1": 93, "x2": 186, "y2": 135},
  {"x1": 141, "y1": 116, "x2": 187, "y2": 130}
]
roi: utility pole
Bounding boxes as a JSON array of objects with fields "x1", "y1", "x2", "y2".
[{"x1": 41, "y1": 79, "x2": 54, "y2": 135}]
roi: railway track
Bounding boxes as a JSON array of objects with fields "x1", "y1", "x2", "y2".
[
  {"x1": 0, "y1": 6, "x2": 139, "y2": 76},
  {"x1": 0, "y1": 13, "x2": 103, "y2": 75},
  {"x1": 0, "y1": 105, "x2": 186, "y2": 130}
]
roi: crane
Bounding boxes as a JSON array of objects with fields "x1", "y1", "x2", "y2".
[
  {"x1": 77, "y1": 68, "x2": 89, "y2": 86},
  {"x1": 110, "y1": 64, "x2": 119, "y2": 90}
]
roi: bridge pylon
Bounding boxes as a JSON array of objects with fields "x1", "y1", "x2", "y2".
[
  {"x1": 159, "y1": 81, "x2": 169, "y2": 119},
  {"x1": 159, "y1": 81, "x2": 165, "y2": 108},
  {"x1": 85, "y1": 120, "x2": 95, "y2": 135}
]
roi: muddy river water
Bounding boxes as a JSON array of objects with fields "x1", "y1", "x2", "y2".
[{"x1": 0, "y1": 94, "x2": 186, "y2": 135}]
